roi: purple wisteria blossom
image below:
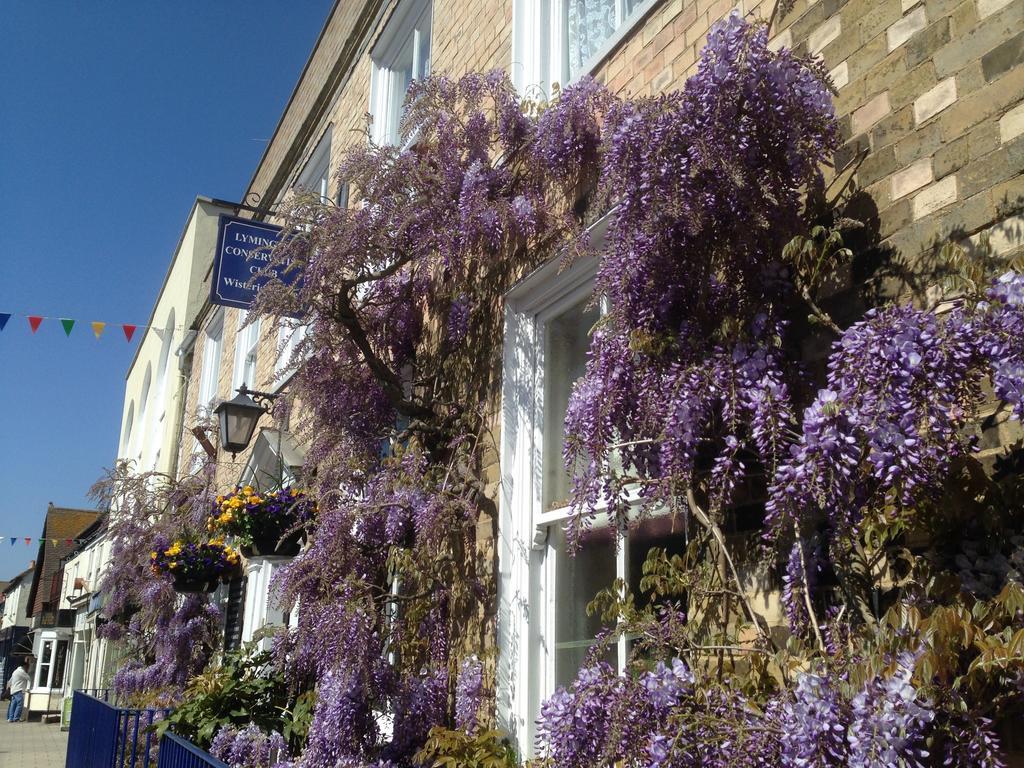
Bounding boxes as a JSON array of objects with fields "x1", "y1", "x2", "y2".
[
  {"x1": 455, "y1": 656, "x2": 484, "y2": 733},
  {"x1": 779, "y1": 672, "x2": 846, "y2": 767},
  {"x1": 210, "y1": 723, "x2": 289, "y2": 768},
  {"x1": 847, "y1": 654, "x2": 933, "y2": 767}
]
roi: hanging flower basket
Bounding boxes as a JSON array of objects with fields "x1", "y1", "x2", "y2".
[
  {"x1": 170, "y1": 573, "x2": 221, "y2": 594},
  {"x1": 208, "y1": 486, "x2": 316, "y2": 558},
  {"x1": 240, "y1": 528, "x2": 305, "y2": 558},
  {"x1": 151, "y1": 539, "x2": 241, "y2": 594}
]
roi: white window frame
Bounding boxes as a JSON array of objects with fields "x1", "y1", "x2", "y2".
[
  {"x1": 499, "y1": 249, "x2": 601, "y2": 757},
  {"x1": 198, "y1": 308, "x2": 225, "y2": 410},
  {"x1": 369, "y1": 0, "x2": 433, "y2": 146},
  {"x1": 34, "y1": 635, "x2": 67, "y2": 690},
  {"x1": 35, "y1": 638, "x2": 55, "y2": 688},
  {"x1": 500, "y1": 213, "x2": 682, "y2": 758},
  {"x1": 232, "y1": 311, "x2": 262, "y2": 392},
  {"x1": 295, "y1": 129, "x2": 333, "y2": 203},
  {"x1": 511, "y1": 0, "x2": 658, "y2": 96}
]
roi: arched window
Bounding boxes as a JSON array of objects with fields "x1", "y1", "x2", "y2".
[
  {"x1": 137, "y1": 365, "x2": 152, "y2": 463},
  {"x1": 121, "y1": 402, "x2": 135, "y2": 459},
  {"x1": 155, "y1": 310, "x2": 175, "y2": 409},
  {"x1": 150, "y1": 310, "x2": 176, "y2": 470}
]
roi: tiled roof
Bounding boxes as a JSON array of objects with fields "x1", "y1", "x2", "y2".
[{"x1": 26, "y1": 506, "x2": 101, "y2": 618}]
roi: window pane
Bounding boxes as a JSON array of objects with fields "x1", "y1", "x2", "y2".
[
  {"x1": 553, "y1": 524, "x2": 616, "y2": 689},
  {"x1": 544, "y1": 298, "x2": 599, "y2": 510},
  {"x1": 415, "y1": 17, "x2": 432, "y2": 78},
  {"x1": 38, "y1": 640, "x2": 54, "y2": 687},
  {"x1": 628, "y1": 514, "x2": 688, "y2": 609},
  {"x1": 567, "y1": 0, "x2": 618, "y2": 79},
  {"x1": 391, "y1": 57, "x2": 414, "y2": 140},
  {"x1": 51, "y1": 641, "x2": 69, "y2": 689}
]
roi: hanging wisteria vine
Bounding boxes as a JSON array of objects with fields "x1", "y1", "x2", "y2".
[
  {"x1": 95, "y1": 10, "x2": 1024, "y2": 767},
  {"x1": 91, "y1": 462, "x2": 224, "y2": 703}
]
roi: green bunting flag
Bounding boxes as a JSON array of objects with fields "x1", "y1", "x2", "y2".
[{"x1": 61, "y1": 318, "x2": 75, "y2": 337}]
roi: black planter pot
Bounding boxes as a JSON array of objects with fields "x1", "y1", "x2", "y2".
[
  {"x1": 240, "y1": 528, "x2": 303, "y2": 558},
  {"x1": 171, "y1": 573, "x2": 220, "y2": 594}
]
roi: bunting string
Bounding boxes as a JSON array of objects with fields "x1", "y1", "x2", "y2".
[
  {"x1": 0, "y1": 311, "x2": 194, "y2": 342},
  {"x1": 5, "y1": 536, "x2": 93, "y2": 547}
]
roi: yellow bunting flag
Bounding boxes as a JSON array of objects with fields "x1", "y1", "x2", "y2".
[{"x1": 91, "y1": 321, "x2": 106, "y2": 339}]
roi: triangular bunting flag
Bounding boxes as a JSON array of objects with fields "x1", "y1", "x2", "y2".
[
  {"x1": 65, "y1": 538, "x2": 73, "y2": 546},
  {"x1": 28, "y1": 316, "x2": 43, "y2": 333},
  {"x1": 123, "y1": 324, "x2": 137, "y2": 342},
  {"x1": 24, "y1": 537, "x2": 31, "y2": 545},
  {"x1": 0, "y1": 313, "x2": 10, "y2": 331},
  {"x1": 51, "y1": 538, "x2": 58, "y2": 547},
  {"x1": 9, "y1": 537, "x2": 15, "y2": 546},
  {"x1": 91, "y1": 321, "x2": 106, "y2": 339},
  {"x1": 61, "y1": 319, "x2": 75, "y2": 337}
]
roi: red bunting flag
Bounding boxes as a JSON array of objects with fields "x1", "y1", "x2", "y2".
[
  {"x1": 65, "y1": 538, "x2": 73, "y2": 546},
  {"x1": 24, "y1": 537, "x2": 31, "y2": 545},
  {"x1": 122, "y1": 324, "x2": 137, "y2": 342},
  {"x1": 28, "y1": 316, "x2": 43, "y2": 333}
]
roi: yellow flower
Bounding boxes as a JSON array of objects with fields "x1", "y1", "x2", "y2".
[
  {"x1": 165, "y1": 543, "x2": 182, "y2": 557},
  {"x1": 216, "y1": 496, "x2": 224, "y2": 504},
  {"x1": 242, "y1": 485, "x2": 254, "y2": 495},
  {"x1": 150, "y1": 551, "x2": 157, "y2": 560},
  {"x1": 168, "y1": 561, "x2": 177, "y2": 569}
]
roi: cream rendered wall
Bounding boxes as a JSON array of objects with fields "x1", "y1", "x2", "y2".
[
  {"x1": 117, "y1": 198, "x2": 236, "y2": 476},
  {"x1": 1, "y1": 581, "x2": 30, "y2": 630}
]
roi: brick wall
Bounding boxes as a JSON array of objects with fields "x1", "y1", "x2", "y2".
[{"x1": 543, "y1": 0, "x2": 1024, "y2": 276}]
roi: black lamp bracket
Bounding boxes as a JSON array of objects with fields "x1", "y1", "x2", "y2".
[{"x1": 236, "y1": 384, "x2": 280, "y2": 413}]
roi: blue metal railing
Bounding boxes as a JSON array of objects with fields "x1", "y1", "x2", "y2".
[
  {"x1": 65, "y1": 691, "x2": 119, "y2": 768},
  {"x1": 65, "y1": 690, "x2": 171, "y2": 768},
  {"x1": 156, "y1": 732, "x2": 230, "y2": 768}
]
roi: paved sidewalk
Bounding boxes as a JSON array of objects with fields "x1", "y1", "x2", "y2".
[{"x1": 0, "y1": 720, "x2": 68, "y2": 768}]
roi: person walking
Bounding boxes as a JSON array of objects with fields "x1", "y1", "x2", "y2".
[{"x1": 4, "y1": 659, "x2": 31, "y2": 722}]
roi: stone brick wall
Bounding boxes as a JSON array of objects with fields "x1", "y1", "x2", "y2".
[
  {"x1": 529, "y1": 0, "x2": 1024, "y2": 277},
  {"x1": 258, "y1": 0, "x2": 1024, "y2": 290}
]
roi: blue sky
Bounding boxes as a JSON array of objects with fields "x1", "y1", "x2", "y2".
[{"x1": 0, "y1": 2, "x2": 334, "y2": 580}]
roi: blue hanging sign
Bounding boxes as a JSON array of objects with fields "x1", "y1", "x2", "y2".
[{"x1": 210, "y1": 215, "x2": 299, "y2": 310}]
